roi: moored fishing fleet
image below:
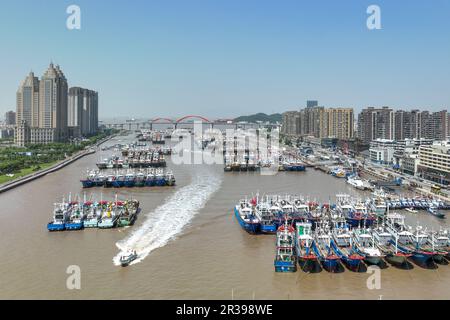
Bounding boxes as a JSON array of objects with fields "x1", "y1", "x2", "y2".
[
  {"x1": 96, "y1": 151, "x2": 167, "y2": 169},
  {"x1": 234, "y1": 193, "x2": 450, "y2": 273},
  {"x1": 80, "y1": 168, "x2": 176, "y2": 188},
  {"x1": 47, "y1": 194, "x2": 140, "y2": 231}
]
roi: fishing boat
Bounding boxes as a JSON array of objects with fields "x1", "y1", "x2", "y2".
[
  {"x1": 145, "y1": 171, "x2": 156, "y2": 186},
  {"x1": 165, "y1": 171, "x2": 176, "y2": 186},
  {"x1": 113, "y1": 173, "x2": 125, "y2": 187},
  {"x1": 292, "y1": 200, "x2": 309, "y2": 221},
  {"x1": 295, "y1": 222, "x2": 318, "y2": 269},
  {"x1": 105, "y1": 174, "x2": 116, "y2": 188},
  {"x1": 386, "y1": 213, "x2": 434, "y2": 265},
  {"x1": 120, "y1": 250, "x2": 138, "y2": 267},
  {"x1": 96, "y1": 158, "x2": 109, "y2": 170},
  {"x1": 345, "y1": 200, "x2": 371, "y2": 228},
  {"x1": 283, "y1": 161, "x2": 306, "y2": 172},
  {"x1": 308, "y1": 206, "x2": 323, "y2": 226},
  {"x1": 331, "y1": 221, "x2": 364, "y2": 271},
  {"x1": 134, "y1": 171, "x2": 146, "y2": 187},
  {"x1": 352, "y1": 228, "x2": 385, "y2": 265},
  {"x1": 372, "y1": 198, "x2": 387, "y2": 217},
  {"x1": 428, "y1": 229, "x2": 449, "y2": 263},
  {"x1": 94, "y1": 173, "x2": 107, "y2": 187},
  {"x1": 427, "y1": 206, "x2": 445, "y2": 219},
  {"x1": 155, "y1": 170, "x2": 166, "y2": 186},
  {"x1": 255, "y1": 202, "x2": 277, "y2": 234},
  {"x1": 239, "y1": 160, "x2": 248, "y2": 172},
  {"x1": 83, "y1": 203, "x2": 100, "y2": 228},
  {"x1": 312, "y1": 224, "x2": 340, "y2": 272},
  {"x1": 98, "y1": 203, "x2": 120, "y2": 229},
  {"x1": 65, "y1": 203, "x2": 85, "y2": 230},
  {"x1": 124, "y1": 172, "x2": 136, "y2": 188},
  {"x1": 231, "y1": 161, "x2": 240, "y2": 172},
  {"x1": 234, "y1": 199, "x2": 260, "y2": 234},
  {"x1": 47, "y1": 203, "x2": 68, "y2": 231},
  {"x1": 372, "y1": 224, "x2": 412, "y2": 266},
  {"x1": 347, "y1": 175, "x2": 366, "y2": 190},
  {"x1": 80, "y1": 179, "x2": 94, "y2": 188},
  {"x1": 409, "y1": 225, "x2": 439, "y2": 265},
  {"x1": 117, "y1": 200, "x2": 139, "y2": 227},
  {"x1": 274, "y1": 222, "x2": 297, "y2": 272},
  {"x1": 80, "y1": 170, "x2": 97, "y2": 188}
]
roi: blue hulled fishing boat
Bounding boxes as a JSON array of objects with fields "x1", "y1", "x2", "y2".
[
  {"x1": 145, "y1": 172, "x2": 156, "y2": 186},
  {"x1": 255, "y1": 201, "x2": 277, "y2": 234},
  {"x1": 80, "y1": 179, "x2": 94, "y2": 188},
  {"x1": 274, "y1": 222, "x2": 297, "y2": 272},
  {"x1": 427, "y1": 206, "x2": 445, "y2": 219},
  {"x1": 155, "y1": 170, "x2": 166, "y2": 186},
  {"x1": 47, "y1": 203, "x2": 68, "y2": 231},
  {"x1": 234, "y1": 199, "x2": 260, "y2": 234},
  {"x1": 124, "y1": 172, "x2": 135, "y2": 187},
  {"x1": 80, "y1": 170, "x2": 96, "y2": 188},
  {"x1": 331, "y1": 221, "x2": 364, "y2": 271},
  {"x1": 112, "y1": 174, "x2": 125, "y2": 187},
  {"x1": 65, "y1": 202, "x2": 85, "y2": 230},
  {"x1": 312, "y1": 225, "x2": 340, "y2": 272}
]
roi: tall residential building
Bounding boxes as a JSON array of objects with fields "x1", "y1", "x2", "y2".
[
  {"x1": 4, "y1": 111, "x2": 16, "y2": 125},
  {"x1": 357, "y1": 107, "x2": 395, "y2": 143},
  {"x1": 68, "y1": 87, "x2": 83, "y2": 128},
  {"x1": 15, "y1": 63, "x2": 71, "y2": 146},
  {"x1": 395, "y1": 109, "x2": 421, "y2": 140},
  {"x1": 419, "y1": 110, "x2": 448, "y2": 141},
  {"x1": 68, "y1": 87, "x2": 99, "y2": 136},
  {"x1": 281, "y1": 111, "x2": 300, "y2": 136},
  {"x1": 39, "y1": 63, "x2": 68, "y2": 141},
  {"x1": 324, "y1": 108, "x2": 354, "y2": 139},
  {"x1": 360, "y1": 108, "x2": 450, "y2": 143},
  {"x1": 282, "y1": 102, "x2": 354, "y2": 140},
  {"x1": 299, "y1": 105, "x2": 324, "y2": 137},
  {"x1": 16, "y1": 72, "x2": 40, "y2": 127}
]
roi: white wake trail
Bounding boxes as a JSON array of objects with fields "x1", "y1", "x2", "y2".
[{"x1": 113, "y1": 166, "x2": 222, "y2": 266}]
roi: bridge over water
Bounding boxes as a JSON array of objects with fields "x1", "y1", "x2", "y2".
[{"x1": 101, "y1": 115, "x2": 280, "y2": 131}]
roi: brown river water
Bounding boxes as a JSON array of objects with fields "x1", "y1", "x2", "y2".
[{"x1": 0, "y1": 134, "x2": 449, "y2": 299}]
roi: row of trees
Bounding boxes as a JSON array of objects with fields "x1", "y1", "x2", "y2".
[{"x1": 0, "y1": 129, "x2": 117, "y2": 175}]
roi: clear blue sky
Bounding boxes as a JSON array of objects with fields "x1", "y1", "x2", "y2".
[{"x1": 0, "y1": 0, "x2": 449, "y2": 119}]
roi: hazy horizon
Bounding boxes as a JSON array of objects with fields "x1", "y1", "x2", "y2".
[{"x1": 1, "y1": 0, "x2": 449, "y2": 119}]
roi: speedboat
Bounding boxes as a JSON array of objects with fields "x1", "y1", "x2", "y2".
[
  {"x1": 405, "y1": 207, "x2": 418, "y2": 214},
  {"x1": 120, "y1": 250, "x2": 138, "y2": 267}
]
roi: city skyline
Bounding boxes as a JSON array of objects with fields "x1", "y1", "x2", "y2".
[
  {"x1": 0, "y1": 0, "x2": 449, "y2": 118},
  {"x1": 14, "y1": 63, "x2": 98, "y2": 145}
]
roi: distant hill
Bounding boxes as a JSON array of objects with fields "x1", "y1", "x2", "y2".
[{"x1": 234, "y1": 113, "x2": 282, "y2": 123}]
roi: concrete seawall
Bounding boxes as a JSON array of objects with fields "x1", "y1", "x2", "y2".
[{"x1": 0, "y1": 136, "x2": 113, "y2": 195}]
